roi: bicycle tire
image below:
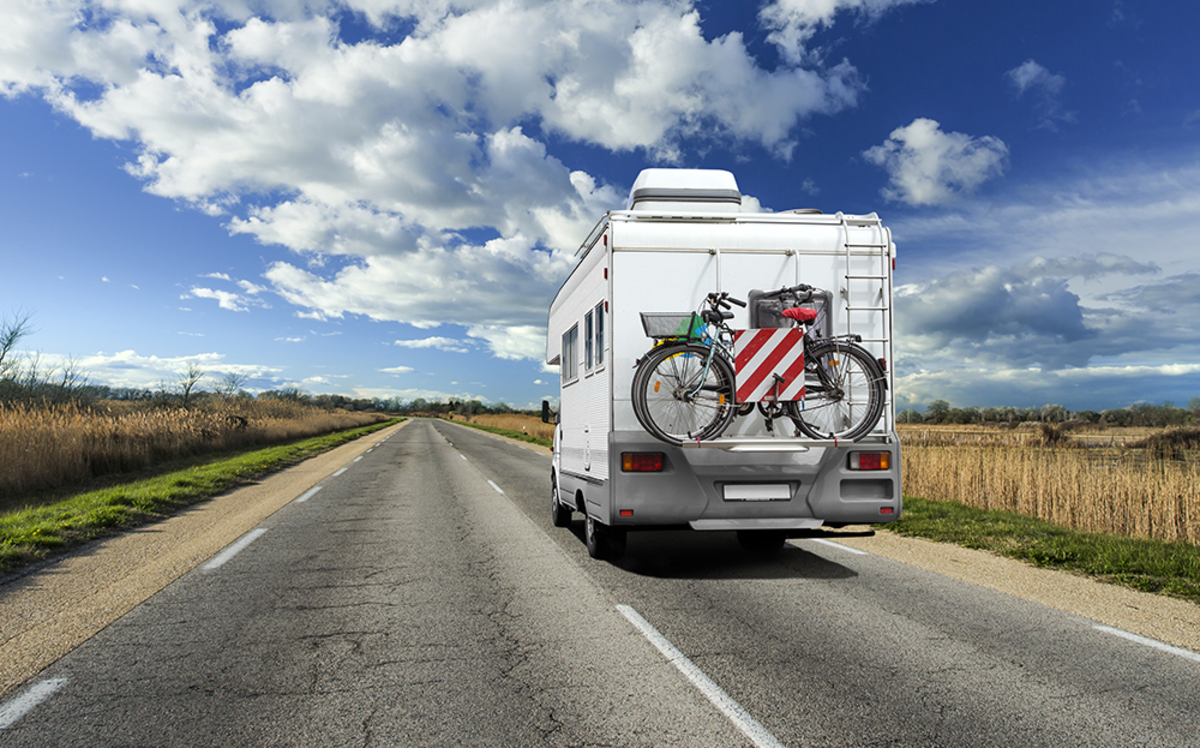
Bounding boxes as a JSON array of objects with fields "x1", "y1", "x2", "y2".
[
  {"x1": 787, "y1": 339, "x2": 885, "y2": 441},
  {"x1": 632, "y1": 343, "x2": 737, "y2": 445}
]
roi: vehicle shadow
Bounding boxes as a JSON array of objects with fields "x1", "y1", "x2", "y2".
[{"x1": 566, "y1": 525, "x2": 859, "y2": 581}]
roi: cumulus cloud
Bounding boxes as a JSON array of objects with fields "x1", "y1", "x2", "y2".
[
  {"x1": 759, "y1": 0, "x2": 933, "y2": 64},
  {"x1": 0, "y1": 0, "x2": 897, "y2": 360},
  {"x1": 1005, "y1": 59, "x2": 1075, "y2": 130},
  {"x1": 863, "y1": 118, "x2": 1008, "y2": 206},
  {"x1": 393, "y1": 337, "x2": 473, "y2": 353},
  {"x1": 68, "y1": 350, "x2": 281, "y2": 390}
]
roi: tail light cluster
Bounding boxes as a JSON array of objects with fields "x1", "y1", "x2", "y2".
[
  {"x1": 848, "y1": 451, "x2": 890, "y2": 471},
  {"x1": 621, "y1": 452, "x2": 664, "y2": 472}
]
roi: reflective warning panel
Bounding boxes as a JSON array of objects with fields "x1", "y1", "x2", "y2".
[{"x1": 733, "y1": 329, "x2": 805, "y2": 403}]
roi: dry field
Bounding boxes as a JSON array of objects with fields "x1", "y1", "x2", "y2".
[
  {"x1": 0, "y1": 400, "x2": 388, "y2": 503},
  {"x1": 899, "y1": 424, "x2": 1200, "y2": 545},
  {"x1": 444, "y1": 413, "x2": 555, "y2": 441}
]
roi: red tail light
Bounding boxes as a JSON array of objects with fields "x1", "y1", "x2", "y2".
[
  {"x1": 622, "y1": 452, "x2": 664, "y2": 472},
  {"x1": 849, "y1": 452, "x2": 890, "y2": 470}
]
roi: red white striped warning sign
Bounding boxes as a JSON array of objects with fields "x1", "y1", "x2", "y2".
[{"x1": 733, "y1": 329, "x2": 805, "y2": 403}]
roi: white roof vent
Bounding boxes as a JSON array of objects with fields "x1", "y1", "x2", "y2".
[{"x1": 627, "y1": 168, "x2": 742, "y2": 212}]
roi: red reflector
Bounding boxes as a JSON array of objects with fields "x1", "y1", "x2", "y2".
[
  {"x1": 880, "y1": 507, "x2": 894, "y2": 515},
  {"x1": 622, "y1": 452, "x2": 664, "y2": 472},
  {"x1": 849, "y1": 452, "x2": 889, "y2": 470},
  {"x1": 619, "y1": 509, "x2": 634, "y2": 517}
]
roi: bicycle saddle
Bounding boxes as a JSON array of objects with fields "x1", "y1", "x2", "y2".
[{"x1": 781, "y1": 307, "x2": 819, "y2": 323}]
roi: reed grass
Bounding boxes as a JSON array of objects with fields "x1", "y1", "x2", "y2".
[
  {"x1": 447, "y1": 413, "x2": 556, "y2": 441},
  {"x1": 899, "y1": 425, "x2": 1200, "y2": 545},
  {"x1": 0, "y1": 400, "x2": 388, "y2": 503}
]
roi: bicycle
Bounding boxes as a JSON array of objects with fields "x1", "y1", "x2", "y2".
[{"x1": 631, "y1": 285, "x2": 887, "y2": 445}]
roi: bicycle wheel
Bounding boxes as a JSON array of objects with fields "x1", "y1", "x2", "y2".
[
  {"x1": 632, "y1": 343, "x2": 737, "y2": 445},
  {"x1": 787, "y1": 340, "x2": 885, "y2": 441}
]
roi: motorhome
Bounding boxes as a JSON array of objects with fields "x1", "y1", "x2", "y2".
[{"x1": 544, "y1": 168, "x2": 900, "y2": 560}]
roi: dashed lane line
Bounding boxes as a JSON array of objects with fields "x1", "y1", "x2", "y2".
[{"x1": 202, "y1": 529, "x2": 268, "y2": 572}]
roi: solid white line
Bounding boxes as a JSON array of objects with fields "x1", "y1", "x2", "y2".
[
  {"x1": 203, "y1": 529, "x2": 268, "y2": 571},
  {"x1": 616, "y1": 605, "x2": 786, "y2": 748},
  {"x1": 1094, "y1": 625, "x2": 1200, "y2": 664},
  {"x1": 294, "y1": 486, "x2": 322, "y2": 504},
  {"x1": 487, "y1": 480, "x2": 504, "y2": 494},
  {"x1": 332, "y1": 467, "x2": 348, "y2": 477},
  {"x1": 0, "y1": 678, "x2": 69, "y2": 730},
  {"x1": 808, "y1": 538, "x2": 869, "y2": 556}
]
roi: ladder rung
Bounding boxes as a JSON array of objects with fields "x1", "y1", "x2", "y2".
[
  {"x1": 846, "y1": 306, "x2": 889, "y2": 311},
  {"x1": 845, "y1": 243, "x2": 888, "y2": 248},
  {"x1": 845, "y1": 274, "x2": 887, "y2": 280}
]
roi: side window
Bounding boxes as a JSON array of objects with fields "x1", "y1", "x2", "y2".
[
  {"x1": 561, "y1": 325, "x2": 579, "y2": 383},
  {"x1": 594, "y1": 302, "x2": 605, "y2": 367},
  {"x1": 584, "y1": 310, "x2": 594, "y2": 371}
]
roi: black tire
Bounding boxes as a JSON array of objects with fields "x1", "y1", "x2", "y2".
[
  {"x1": 551, "y1": 476, "x2": 571, "y2": 527},
  {"x1": 631, "y1": 343, "x2": 737, "y2": 445},
  {"x1": 584, "y1": 515, "x2": 626, "y2": 561},
  {"x1": 788, "y1": 340, "x2": 885, "y2": 441},
  {"x1": 737, "y1": 530, "x2": 788, "y2": 555}
]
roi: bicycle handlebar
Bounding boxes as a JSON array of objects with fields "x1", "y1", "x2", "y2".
[
  {"x1": 706, "y1": 291, "x2": 747, "y2": 310},
  {"x1": 760, "y1": 283, "x2": 818, "y2": 301}
]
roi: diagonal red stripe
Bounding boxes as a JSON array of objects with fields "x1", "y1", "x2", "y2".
[
  {"x1": 734, "y1": 329, "x2": 771, "y2": 371},
  {"x1": 737, "y1": 330, "x2": 800, "y2": 402}
]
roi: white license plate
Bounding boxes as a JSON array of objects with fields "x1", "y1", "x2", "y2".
[{"x1": 723, "y1": 483, "x2": 791, "y2": 501}]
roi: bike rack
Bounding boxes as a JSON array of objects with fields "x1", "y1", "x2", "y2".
[{"x1": 678, "y1": 436, "x2": 841, "y2": 452}]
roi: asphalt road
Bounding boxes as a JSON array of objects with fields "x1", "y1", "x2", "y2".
[{"x1": 2, "y1": 418, "x2": 1198, "y2": 746}]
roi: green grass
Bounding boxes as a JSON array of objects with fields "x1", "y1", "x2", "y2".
[
  {"x1": 0, "y1": 419, "x2": 401, "y2": 573},
  {"x1": 445, "y1": 419, "x2": 552, "y2": 448},
  {"x1": 895, "y1": 496, "x2": 1200, "y2": 604}
]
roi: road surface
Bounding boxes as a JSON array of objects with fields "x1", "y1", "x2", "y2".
[{"x1": 2, "y1": 418, "x2": 1198, "y2": 746}]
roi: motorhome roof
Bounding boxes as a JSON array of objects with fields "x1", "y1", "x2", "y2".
[{"x1": 627, "y1": 168, "x2": 741, "y2": 211}]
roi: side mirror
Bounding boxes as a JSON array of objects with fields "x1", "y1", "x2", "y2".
[{"x1": 541, "y1": 400, "x2": 552, "y2": 424}]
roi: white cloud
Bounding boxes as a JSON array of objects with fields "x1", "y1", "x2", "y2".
[
  {"x1": 68, "y1": 349, "x2": 281, "y2": 390},
  {"x1": 863, "y1": 118, "x2": 1008, "y2": 206},
  {"x1": 185, "y1": 286, "x2": 269, "y2": 312},
  {"x1": 380, "y1": 365, "x2": 416, "y2": 374},
  {"x1": 1005, "y1": 59, "x2": 1074, "y2": 130},
  {"x1": 759, "y1": 0, "x2": 933, "y2": 64},
  {"x1": 0, "y1": 0, "x2": 903, "y2": 360},
  {"x1": 393, "y1": 337, "x2": 472, "y2": 353}
]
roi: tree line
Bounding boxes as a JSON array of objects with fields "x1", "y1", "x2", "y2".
[{"x1": 899, "y1": 399, "x2": 1200, "y2": 428}]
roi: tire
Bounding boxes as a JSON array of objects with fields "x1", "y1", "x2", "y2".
[
  {"x1": 631, "y1": 343, "x2": 737, "y2": 445},
  {"x1": 737, "y1": 530, "x2": 788, "y2": 555},
  {"x1": 584, "y1": 515, "x2": 626, "y2": 561},
  {"x1": 550, "y1": 476, "x2": 571, "y2": 527},
  {"x1": 787, "y1": 339, "x2": 885, "y2": 441}
]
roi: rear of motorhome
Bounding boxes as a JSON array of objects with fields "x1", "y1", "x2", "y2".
[{"x1": 545, "y1": 168, "x2": 901, "y2": 560}]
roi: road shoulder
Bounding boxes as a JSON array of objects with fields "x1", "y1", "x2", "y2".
[{"x1": 0, "y1": 420, "x2": 411, "y2": 698}]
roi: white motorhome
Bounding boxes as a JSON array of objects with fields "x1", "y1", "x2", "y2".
[{"x1": 545, "y1": 168, "x2": 901, "y2": 560}]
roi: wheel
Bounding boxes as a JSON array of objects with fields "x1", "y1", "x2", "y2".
[
  {"x1": 550, "y1": 476, "x2": 571, "y2": 527},
  {"x1": 631, "y1": 343, "x2": 737, "y2": 445},
  {"x1": 788, "y1": 340, "x2": 885, "y2": 441},
  {"x1": 737, "y1": 530, "x2": 788, "y2": 555},
  {"x1": 584, "y1": 515, "x2": 626, "y2": 561}
]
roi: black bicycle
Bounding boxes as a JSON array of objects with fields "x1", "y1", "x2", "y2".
[{"x1": 631, "y1": 285, "x2": 887, "y2": 444}]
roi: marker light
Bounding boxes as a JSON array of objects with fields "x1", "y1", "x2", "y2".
[
  {"x1": 622, "y1": 452, "x2": 664, "y2": 472},
  {"x1": 849, "y1": 451, "x2": 890, "y2": 470},
  {"x1": 880, "y1": 507, "x2": 895, "y2": 515},
  {"x1": 619, "y1": 509, "x2": 634, "y2": 517}
]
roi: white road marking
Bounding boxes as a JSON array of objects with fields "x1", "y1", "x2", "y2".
[
  {"x1": 294, "y1": 486, "x2": 322, "y2": 504},
  {"x1": 461, "y1": 454, "x2": 468, "y2": 461},
  {"x1": 1094, "y1": 625, "x2": 1200, "y2": 664},
  {"x1": 332, "y1": 467, "x2": 348, "y2": 477},
  {"x1": 353, "y1": 456, "x2": 363, "y2": 462},
  {"x1": 0, "y1": 678, "x2": 68, "y2": 730},
  {"x1": 366, "y1": 448, "x2": 374, "y2": 453},
  {"x1": 617, "y1": 605, "x2": 786, "y2": 748},
  {"x1": 203, "y1": 529, "x2": 268, "y2": 571},
  {"x1": 808, "y1": 538, "x2": 869, "y2": 556},
  {"x1": 487, "y1": 480, "x2": 504, "y2": 494}
]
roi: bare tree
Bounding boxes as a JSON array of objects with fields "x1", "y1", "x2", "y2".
[
  {"x1": 216, "y1": 371, "x2": 250, "y2": 399},
  {"x1": 0, "y1": 310, "x2": 33, "y2": 381},
  {"x1": 176, "y1": 363, "x2": 205, "y2": 407}
]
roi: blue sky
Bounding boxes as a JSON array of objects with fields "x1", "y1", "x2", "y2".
[{"x1": 2, "y1": 0, "x2": 1199, "y2": 411}]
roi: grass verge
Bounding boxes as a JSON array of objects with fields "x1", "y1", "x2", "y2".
[
  {"x1": 0, "y1": 418, "x2": 402, "y2": 573},
  {"x1": 894, "y1": 496, "x2": 1200, "y2": 605},
  {"x1": 444, "y1": 418, "x2": 552, "y2": 448}
]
